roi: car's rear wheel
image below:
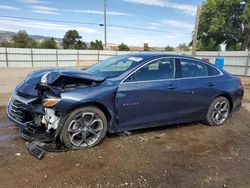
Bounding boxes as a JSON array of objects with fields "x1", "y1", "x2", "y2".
[
  {"x1": 205, "y1": 96, "x2": 230, "y2": 126},
  {"x1": 60, "y1": 106, "x2": 107, "y2": 149}
]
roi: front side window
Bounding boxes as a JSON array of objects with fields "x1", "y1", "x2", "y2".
[
  {"x1": 180, "y1": 59, "x2": 208, "y2": 78},
  {"x1": 125, "y1": 58, "x2": 175, "y2": 82}
]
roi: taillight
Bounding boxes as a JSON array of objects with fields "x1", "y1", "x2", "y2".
[{"x1": 239, "y1": 79, "x2": 244, "y2": 88}]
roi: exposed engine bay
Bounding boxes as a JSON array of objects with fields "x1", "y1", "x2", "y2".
[{"x1": 7, "y1": 70, "x2": 105, "y2": 159}]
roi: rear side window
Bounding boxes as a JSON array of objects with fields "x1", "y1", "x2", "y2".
[
  {"x1": 125, "y1": 58, "x2": 175, "y2": 82},
  {"x1": 207, "y1": 65, "x2": 221, "y2": 76},
  {"x1": 180, "y1": 59, "x2": 208, "y2": 78}
]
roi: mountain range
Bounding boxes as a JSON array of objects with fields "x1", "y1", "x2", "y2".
[{"x1": 0, "y1": 30, "x2": 63, "y2": 43}]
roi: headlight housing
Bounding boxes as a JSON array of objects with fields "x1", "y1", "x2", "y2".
[
  {"x1": 43, "y1": 96, "x2": 61, "y2": 107},
  {"x1": 41, "y1": 72, "x2": 51, "y2": 85}
]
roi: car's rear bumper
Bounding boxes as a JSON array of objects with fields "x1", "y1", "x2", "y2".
[
  {"x1": 231, "y1": 88, "x2": 244, "y2": 112},
  {"x1": 232, "y1": 102, "x2": 242, "y2": 112}
]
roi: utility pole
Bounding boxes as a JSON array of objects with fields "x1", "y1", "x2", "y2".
[
  {"x1": 104, "y1": 0, "x2": 107, "y2": 50},
  {"x1": 192, "y1": 5, "x2": 201, "y2": 57}
]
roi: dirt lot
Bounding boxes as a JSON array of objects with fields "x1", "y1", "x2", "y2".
[{"x1": 0, "y1": 69, "x2": 250, "y2": 188}]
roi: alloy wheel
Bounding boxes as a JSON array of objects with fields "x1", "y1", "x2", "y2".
[
  {"x1": 212, "y1": 100, "x2": 229, "y2": 125},
  {"x1": 67, "y1": 112, "x2": 104, "y2": 147}
]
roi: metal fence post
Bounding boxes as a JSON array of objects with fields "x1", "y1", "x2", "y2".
[
  {"x1": 5, "y1": 47, "x2": 8, "y2": 67},
  {"x1": 97, "y1": 50, "x2": 100, "y2": 62},
  {"x1": 56, "y1": 49, "x2": 59, "y2": 67},
  {"x1": 245, "y1": 51, "x2": 250, "y2": 76},
  {"x1": 77, "y1": 49, "x2": 79, "y2": 61},
  {"x1": 31, "y1": 48, "x2": 34, "y2": 67}
]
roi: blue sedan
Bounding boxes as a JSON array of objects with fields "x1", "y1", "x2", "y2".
[{"x1": 7, "y1": 53, "x2": 244, "y2": 151}]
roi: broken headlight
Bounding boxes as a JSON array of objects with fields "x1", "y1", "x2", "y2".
[{"x1": 40, "y1": 72, "x2": 51, "y2": 86}]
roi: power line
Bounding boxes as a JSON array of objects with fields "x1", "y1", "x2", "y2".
[
  {"x1": 108, "y1": 23, "x2": 187, "y2": 34},
  {"x1": 0, "y1": 15, "x2": 190, "y2": 35}
]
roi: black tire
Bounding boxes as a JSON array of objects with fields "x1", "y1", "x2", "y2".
[
  {"x1": 204, "y1": 96, "x2": 230, "y2": 126},
  {"x1": 60, "y1": 106, "x2": 107, "y2": 149}
]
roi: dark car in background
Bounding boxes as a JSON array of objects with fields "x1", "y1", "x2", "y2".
[{"x1": 6, "y1": 53, "x2": 244, "y2": 151}]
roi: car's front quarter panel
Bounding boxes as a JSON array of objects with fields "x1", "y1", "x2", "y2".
[{"x1": 54, "y1": 83, "x2": 119, "y2": 131}]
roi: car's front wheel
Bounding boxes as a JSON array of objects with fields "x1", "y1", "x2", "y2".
[
  {"x1": 205, "y1": 96, "x2": 230, "y2": 126},
  {"x1": 60, "y1": 106, "x2": 107, "y2": 149}
]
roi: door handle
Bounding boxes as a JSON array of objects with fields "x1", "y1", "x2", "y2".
[
  {"x1": 167, "y1": 85, "x2": 178, "y2": 90},
  {"x1": 207, "y1": 82, "x2": 215, "y2": 87}
]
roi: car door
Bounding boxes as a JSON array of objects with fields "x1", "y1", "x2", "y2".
[
  {"x1": 116, "y1": 57, "x2": 182, "y2": 130},
  {"x1": 171, "y1": 58, "x2": 222, "y2": 120}
]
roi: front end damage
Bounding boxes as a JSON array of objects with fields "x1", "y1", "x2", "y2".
[{"x1": 6, "y1": 69, "x2": 106, "y2": 159}]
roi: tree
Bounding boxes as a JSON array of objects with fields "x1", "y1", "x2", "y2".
[
  {"x1": 63, "y1": 30, "x2": 82, "y2": 49},
  {"x1": 90, "y1": 40, "x2": 103, "y2": 50},
  {"x1": 196, "y1": 39, "x2": 221, "y2": 51},
  {"x1": 76, "y1": 40, "x2": 87, "y2": 50},
  {"x1": 240, "y1": 1, "x2": 250, "y2": 50},
  {"x1": 12, "y1": 30, "x2": 34, "y2": 48},
  {"x1": 0, "y1": 41, "x2": 14, "y2": 48},
  {"x1": 165, "y1": 45, "x2": 175, "y2": 51},
  {"x1": 178, "y1": 43, "x2": 190, "y2": 51},
  {"x1": 118, "y1": 43, "x2": 130, "y2": 51},
  {"x1": 144, "y1": 43, "x2": 149, "y2": 51},
  {"x1": 29, "y1": 40, "x2": 39, "y2": 48},
  {"x1": 198, "y1": 0, "x2": 250, "y2": 51},
  {"x1": 40, "y1": 37, "x2": 57, "y2": 49}
]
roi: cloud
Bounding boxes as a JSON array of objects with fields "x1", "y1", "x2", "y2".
[
  {"x1": 0, "y1": 5, "x2": 21, "y2": 11},
  {"x1": 121, "y1": 0, "x2": 197, "y2": 16},
  {"x1": 17, "y1": 0, "x2": 47, "y2": 4},
  {"x1": 149, "y1": 22, "x2": 161, "y2": 26},
  {"x1": 162, "y1": 19, "x2": 194, "y2": 30},
  {"x1": 73, "y1": 9, "x2": 131, "y2": 16},
  {"x1": 0, "y1": 17, "x2": 98, "y2": 34},
  {"x1": 147, "y1": 22, "x2": 161, "y2": 29},
  {"x1": 74, "y1": 27, "x2": 100, "y2": 33},
  {"x1": 29, "y1": 7, "x2": 130, "y2": 16},
  {"x1": 31, "y1": 9, "x2": 60, "y2": 15},
  {"x1": 146, "y1": 20, "x2": 193, "y2": 31},
  {"x1": 119, "y1": 33, "x2": 191, "y2": 47},
  {"x1": 147, "y1": 26, "x2": 157, "y2": 29},
  {"x1": 31, "y1": 5, "x2": 58, "y2": 11},
  {"x1": 31, "y1": 5, "x2": 60, "y2": 15}
]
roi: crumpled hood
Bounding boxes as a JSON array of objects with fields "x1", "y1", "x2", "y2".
[
  {"x1": 25, "y1": 68, "x2": 106, "y2": 85},
  {"x1": 17, "y1": 68, "x2": 106, "y2": 96}
]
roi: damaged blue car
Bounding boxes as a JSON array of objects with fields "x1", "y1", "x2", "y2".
[{"x1": 6, "y1": 53, "x2": 244, "y2": 157}]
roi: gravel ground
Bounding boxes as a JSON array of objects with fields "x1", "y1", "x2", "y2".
[{"x1": 0, "y1": 68, "x2": 249, "y2": 188}]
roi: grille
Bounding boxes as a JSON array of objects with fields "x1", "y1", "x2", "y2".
[{"x1": 9, "y1": 99, "x2": 34, "y2": 123}]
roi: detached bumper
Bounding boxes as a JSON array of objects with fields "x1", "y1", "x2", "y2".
[
  {"x1": 7, "y1": 95, "x2": 67, "y2": 159},
  {"x1": 6, "y1": 94, "x2": 54, "y2": 142}
]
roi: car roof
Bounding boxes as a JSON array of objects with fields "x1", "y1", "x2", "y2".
[{"x1": 125, "y1": 52, "x2": 198, "y2": 61}]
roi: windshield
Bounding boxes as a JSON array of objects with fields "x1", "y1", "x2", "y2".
[{"x1": 85, "y1": 55, "x2": 143, "y2": 77}]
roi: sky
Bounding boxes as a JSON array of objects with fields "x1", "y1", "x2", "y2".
[{"x1": 0, "y1": 0, "x2": 202, "y2": 47}]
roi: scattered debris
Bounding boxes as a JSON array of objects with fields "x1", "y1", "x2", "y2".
[
  {"x1": 26, "y1": 142, "x2": 44, "y2": 160},
  {"x1": 119, "y1": 131, "x2": 132, "y2": 136}
]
